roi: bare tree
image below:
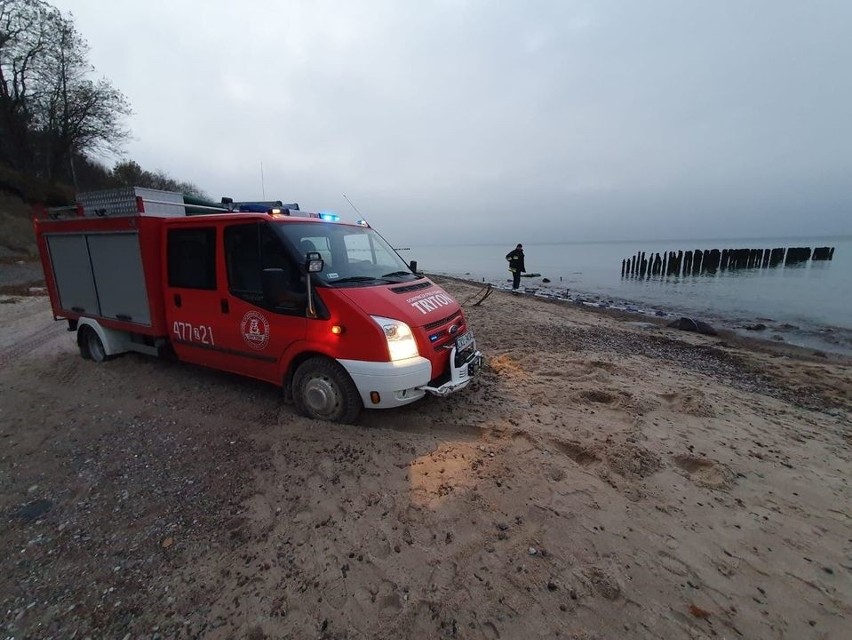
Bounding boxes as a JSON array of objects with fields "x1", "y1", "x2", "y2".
[
  {"x1": 36, "y1": 12, "x2": 131, "y2": 180},
  {"x1": 0, "y1": 0, "x2": 131, "y2": 180},
  {"x1": 0, "y1": 0, "x2": 53, "y2": 170}
]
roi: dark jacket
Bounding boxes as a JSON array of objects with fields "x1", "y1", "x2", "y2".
[{"x1": 506, "y1": 248, "x2": 525, "y2": 273}]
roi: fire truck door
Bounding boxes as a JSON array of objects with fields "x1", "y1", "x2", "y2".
[
  {"x1": 164, "y1": 226, "x2": 233, "y2": 372},
  {"x1": 210, "y1": 222, "x2": 306, "y2": 384}
]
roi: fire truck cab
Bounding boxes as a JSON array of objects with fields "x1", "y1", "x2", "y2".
[{"x1": 33, "y1": 187, "x2": 482, "y2": 423}]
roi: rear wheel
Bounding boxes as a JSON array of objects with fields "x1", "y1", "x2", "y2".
[
  {"x1": 78, "y1": 327, "x2": 92, "y2": 360},
  {"x1": 78, "y1": 326, "x2": 108, "y2": 363},
  {"x1": 292, "y1": 357, "x2": 362, "y2": 424}
]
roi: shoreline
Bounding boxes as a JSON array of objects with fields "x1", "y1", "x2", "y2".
[
  {"x1": 429, "y1": 271, "x2": 852, "y2": 360},
  {"x1": 2, "y1": 252, "x2": 849, "y2": 362}
]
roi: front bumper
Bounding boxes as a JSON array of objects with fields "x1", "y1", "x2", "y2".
[
  {"x1": 338, "y1": 356, "x2": 432, "y2": 409},
  {"x1": 419, "y1": 346, "x2": 483, "y2": 397},
  {"x1": 338, "y1": 346, "x2": 483, "y2": 409}
]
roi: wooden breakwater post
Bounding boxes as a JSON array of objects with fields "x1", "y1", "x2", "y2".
[
  {"x1": 785, "y1": 247, "x2": 812, "y2": 265},
  {"x1": 769, "y1": 248, "x2": 785, "y2": 266},
  {"x1": 812, "y1": 246, "x2": 834, "y2": 261},
  {"x1": 694, "y1": 249, "x2": 705, "y2": 275},
  {"x1": 620, "y1": 245, "x2": 835, "y2": 278}
]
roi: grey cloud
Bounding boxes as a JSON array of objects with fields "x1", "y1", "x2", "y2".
[{"x1": 54, "y1": 0, "x2": 852, "y2": 245}]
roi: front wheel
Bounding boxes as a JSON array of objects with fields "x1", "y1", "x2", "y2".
[{"x1": 292, "y1": 357, "x2": 362, "y2": 424}]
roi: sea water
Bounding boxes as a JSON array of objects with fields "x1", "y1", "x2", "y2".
[{"x1": 402, "y1": 236, "x2": 852, "y2": 355}]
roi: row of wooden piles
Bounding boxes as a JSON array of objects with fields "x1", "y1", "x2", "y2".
[{"x1": 621, "y1": 246, "x2": 835, "y2": 277}]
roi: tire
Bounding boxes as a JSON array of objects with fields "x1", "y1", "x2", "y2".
[
  {"x1": 79, "y1": 326, "x2": 109, "y2": 363},
  {"x1": 292, "y1": 357, "x2": 362, "y2": 424},
  {"x1": 78, "y1": 327, "x2": 93, "y2": 360}
]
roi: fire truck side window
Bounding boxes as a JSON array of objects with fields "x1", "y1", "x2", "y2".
[
  {"x1": 225, "y1": 223, "x2": 304, "y2": 311},
  {"x1": 225, "y1": 223, "x2": 262, "y2": 298},
  {"x1": 167, "y1": 228, "x2": 217, "y2": 290}
]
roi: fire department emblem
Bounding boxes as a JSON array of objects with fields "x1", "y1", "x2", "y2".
[{"x1": 240, "y1": 311, "x2": 270, "y2": 350}]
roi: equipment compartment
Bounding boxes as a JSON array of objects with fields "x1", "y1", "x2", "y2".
[{"x1": 45, "y1": 231, "x2": 152, "y2": 325}]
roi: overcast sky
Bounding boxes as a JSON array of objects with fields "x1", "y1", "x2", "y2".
[{"x1": 52, "y1": 0, "x2": 851, "y2": 246}]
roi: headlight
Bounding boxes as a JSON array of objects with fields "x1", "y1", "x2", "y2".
[{"x1": 371, "y1": 316, "x2": 419, "y2": 361}]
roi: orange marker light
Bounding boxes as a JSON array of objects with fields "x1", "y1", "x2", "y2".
[
  {"x1": 331, "y1": 325, "x2": 344, "y2": 335},
  {"x1": 370, "y1": 392, "x2": 381, "y2": 405}
]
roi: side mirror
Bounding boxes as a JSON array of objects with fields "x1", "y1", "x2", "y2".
[
  {"x1": 261, "y1": 268, "x2": 288, "y2": 304},
  {"x1": 305, "y1": 251, "x2": 324, "y2": 273},
  {"x1": 409, "y1": 260, "x2": 418, "y2": 273}
]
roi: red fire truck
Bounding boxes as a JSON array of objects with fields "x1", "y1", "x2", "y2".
[{"x1": 33, "y1": 187, "x2": 482, "y2": 423}]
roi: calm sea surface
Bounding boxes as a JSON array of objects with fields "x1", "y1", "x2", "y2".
[{"x1": 402, "y1": 236, "x2": 852, "y2": 355}]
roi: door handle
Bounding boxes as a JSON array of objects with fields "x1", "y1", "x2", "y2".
[
  {"x1": 174, "y1": 294, "x2": 182, "y2": 308},
  {"x1": 221, "y1": 299, "x2": 229, "y2": 313}
]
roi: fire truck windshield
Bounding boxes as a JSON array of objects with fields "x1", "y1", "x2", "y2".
[{"x1": 272, "y1": 222, "x2": 420, "y2": 286}]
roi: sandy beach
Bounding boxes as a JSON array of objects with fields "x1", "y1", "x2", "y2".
[{"x1": 1, "y1": 278, "x2": 850, "y2": 639}]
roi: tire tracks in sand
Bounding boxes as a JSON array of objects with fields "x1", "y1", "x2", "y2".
[{"x1": 0, "y1": 320, "x2": 67, "y2": 367}]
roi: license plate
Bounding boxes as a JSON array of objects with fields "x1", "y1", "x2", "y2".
[{"x1": 456, "y1": 330, "x2": 474, "y2": 352}]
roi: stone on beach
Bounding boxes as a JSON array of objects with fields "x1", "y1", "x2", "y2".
[{"x1": 666, "y1": 317, "x2": 718, "y2": 336}]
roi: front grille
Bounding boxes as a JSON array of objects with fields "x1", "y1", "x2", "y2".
[
  {"x1": 424, "y1": 311, "x2": 462, "y2": 331},
  {"x1": 430, "y1": 320, "x2": 467, "y2": 351},
  {"x1": 390, "y1": 281, "x2": 431, "y2": 294}
]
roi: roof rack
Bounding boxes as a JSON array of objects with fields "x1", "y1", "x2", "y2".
[{"x1": 33, "y1": 187, "x2": 300, "y2": 220}]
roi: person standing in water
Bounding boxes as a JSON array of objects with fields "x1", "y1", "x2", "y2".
[{"x1": 505, "y1": 243, "x2": 525, "y2": 292}]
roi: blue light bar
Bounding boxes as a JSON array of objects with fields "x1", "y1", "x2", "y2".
[{"x1": 319, "y1": 212, "x2": 340, "y2": 222}]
